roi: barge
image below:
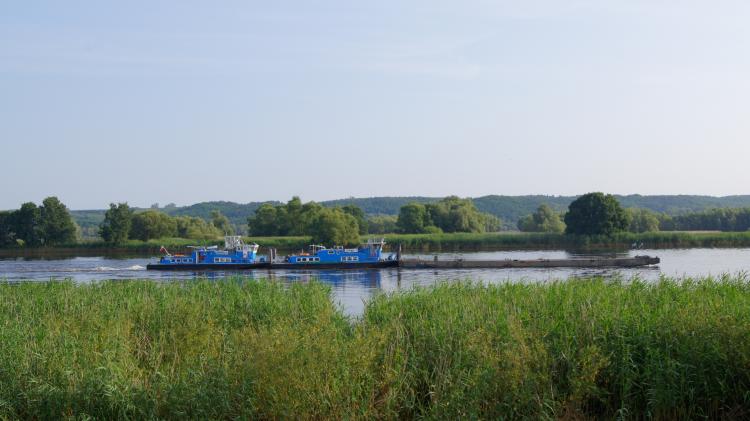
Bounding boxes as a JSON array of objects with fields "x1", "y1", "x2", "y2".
[
  {"x1": 399, "y1": 255, "x2": 660, "y2": 269},
  {"x1": 146, "y1": 237, "x2": 660, "y2": 271}
]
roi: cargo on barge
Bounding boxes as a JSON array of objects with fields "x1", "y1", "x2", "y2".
[{"x1": 399, "y1": 255, "x2": 660, "y2": 269}]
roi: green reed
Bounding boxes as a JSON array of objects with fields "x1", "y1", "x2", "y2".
[{"x1": 1, "y1": 276, "x2": 749, "y2": 419}]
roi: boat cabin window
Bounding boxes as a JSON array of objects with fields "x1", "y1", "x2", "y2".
[{"x1": 328, "y1": 250, "x2": 334, "y2": 254}]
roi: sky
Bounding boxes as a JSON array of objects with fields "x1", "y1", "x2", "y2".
[{"x1": 2, "y1": 1, "x2": 749, "y2": 210}]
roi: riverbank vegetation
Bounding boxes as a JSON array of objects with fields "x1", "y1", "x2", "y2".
[
  {"x1": 384, "y1": 230, "x2": 750, "y2": 251},
  {"x1": 1, "y1": 277, "x2": 749, "y2": 419},
  {"x1": 64, "y1": 195, "x2": 750, "y2": 235},
  {"x1": 5, "y1": 194, "x2": 750, "y2": 253},
  {"x1": 0, "y1": 197, "x2": 78, "y2": 247},
  {"x1": 247, "y1": 197, "x2": 363, "y2": 245},
  {"x1": 3, "y1": 231, "x2": 750, "y2": 257},
  {"x1": 395, "y1": 196, "x2": 501, "y2": 234}
]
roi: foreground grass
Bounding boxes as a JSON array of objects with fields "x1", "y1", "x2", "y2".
[{"x1": 1, "y1": 277, "x2": 750, "y2": 419}]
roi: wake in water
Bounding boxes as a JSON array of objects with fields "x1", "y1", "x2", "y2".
[{"x1": 94, "y1": 265, "x2": 146, "y2": 271}]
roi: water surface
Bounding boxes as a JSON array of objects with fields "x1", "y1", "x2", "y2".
[{"x1": 1, "y1": 248, "x2": 749, "y2": 315}]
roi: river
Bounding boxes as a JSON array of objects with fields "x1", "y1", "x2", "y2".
[{"x1": 1, "y1": 248, "x2": 749, "y2": 315}]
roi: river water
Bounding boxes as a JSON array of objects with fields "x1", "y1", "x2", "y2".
[{"x1": 1, "y1": 248, "x2": 749, "y2": 315}]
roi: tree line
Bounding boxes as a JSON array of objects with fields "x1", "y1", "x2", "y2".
[
  {"x1": 516, "y1": 193, "x2": 658, "y2": 235},
  {"x1": 247, "y1": 197, "x2": 365, "y2": 246},
  {"x1": 0, "y1": 197, "x2": 78, "y2": 247},
  {"x1": 395, "y1": 196, "x2": 501, "y2": 234},
  {"x1": 4, "y1": 194, "x2": 750, "y2": 249},
  {"x1": 661, "y1": 208, "x2": 750, "y2": 231},
  {"x1": 517, "y1": 195, "x2": 750, "y2": 235},
  {"x1": 99, "y1": 203, "x2": 233, "y2": 244}
]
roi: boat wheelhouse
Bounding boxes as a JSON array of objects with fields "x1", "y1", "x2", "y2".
[
  {"x1": 275, "y1": 238, "x2": 398, "y2": 269},
  {"x1": 146, "y1": 236, "x2": 268, "y2": 270}
]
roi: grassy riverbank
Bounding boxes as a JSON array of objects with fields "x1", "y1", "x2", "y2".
[
  {"x1": 3, "y1": 231, "x2": 750, "y2": 257},
  {"x1": 0, "y1": 236, "x2": 310, "y2": 257},
  {"x1": 1, "y1": 277, "x2": 749, "y2": 419},
  {"x1": 386, "y1": 231, "x2": 750, "y2": 251}
]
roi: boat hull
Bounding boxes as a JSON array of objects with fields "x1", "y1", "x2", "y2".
[
  {"x1": 146, "y1": 261, "x2": 399, "y2": 271},
  {"x1": 146, "y1": 262, "x2": 271, "y2": 271},
  {"x1": 269, "y1": 260, "x2": 399, "y2": 270},
  {"x1": 146, "y1": 256, "x2": 659, "y2": 270}
]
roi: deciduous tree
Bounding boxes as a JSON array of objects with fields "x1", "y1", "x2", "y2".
[
  {"x1": 100, "y1": 203, "x2": 133, "y2": 244},
  {"x1": 130, "y1": 210, "x2": 178, "y2": 241},
  {"x1": 308, "y1": 208, "x2": 360, "y2": 246},
  {"x1": 564, "y1": 193, "x2": 628, "y2": 236},
  {"x1": 12, "y1": 202, "x2": 42, "y2": 246},
  {"x1": 210, "y1": 210, "x2": 234, "y2": 235},
  {"x1": 396, "y1": 203, "x2": 431, "y2": 233},
  {"x1": 518, "y1": 204, "x2": 566, "y2": 233},
  {"x1": 39, "y1": 196, "x2": 77, "y2": 245},
  {"x1": 626, "y1": 208, "x2": 660, "y2": 233}
]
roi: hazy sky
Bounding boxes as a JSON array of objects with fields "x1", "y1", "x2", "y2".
[{"x1": 2, "y1": 1, "x2": 749, "y2": 209}]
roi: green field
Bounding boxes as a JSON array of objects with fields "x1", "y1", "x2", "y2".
[{"x1": 1, "y1": 277, "x2": 749, "y2": 419}]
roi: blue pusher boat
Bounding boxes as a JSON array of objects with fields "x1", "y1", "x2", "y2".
[
  {"x1": 146, "y1": 236, "x2": 270, "y2": 270},
  {"x1": 272, "y1": 238, "x2": 398, "y2": 269}
]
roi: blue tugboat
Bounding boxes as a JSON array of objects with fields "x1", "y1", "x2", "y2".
[
  {"x1": 272, "y1": 238, "x2": 398, "y2": 269},
  {"x1": 146, "y1": 236, "x2": 269, "y2": 270}
]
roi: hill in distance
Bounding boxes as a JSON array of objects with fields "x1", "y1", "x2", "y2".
[{"x1": 70, "y1": 194, "x2": 750, "y2": 233}]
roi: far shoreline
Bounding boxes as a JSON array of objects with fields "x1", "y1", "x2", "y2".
[{"x1": 2, "y1": 231, "x2": 750, "y2": 258}]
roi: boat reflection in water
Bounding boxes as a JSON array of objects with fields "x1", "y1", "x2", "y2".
[
  {"x1": 167, "y1": 268, "x2": 381, "y2": 288},
  {"x1": 163, "y1": 268, "x2": 385, "y2": 315}
]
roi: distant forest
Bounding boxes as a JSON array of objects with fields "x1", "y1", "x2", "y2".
[{"x1": 69, "y1": 195, "x2": 750, "y2": 236}]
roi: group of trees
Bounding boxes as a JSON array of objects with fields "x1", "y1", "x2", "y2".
[
  {"x1": 517, "y1": 204, "x2": 566, "y2": 233},
  {"x1": 518, "y1": 193, "x2": 642, "y2": 236},
  {"x1": 247, "y1": 197, "x2": 364, "y2": 245},
  {"x1": 662, "y1": 208, "x2": 750, "y2": 232},
  {"x1": 0, "y1": 197, "x2": 78, "y2": 247},
  {"x1": 396, "y1": 196, "x2": 501, "y2": 234},
  {"x1": 518, "y1": 195, "x2": 750, "y2": 235},
  {"x1": 100, "y1": 204, "x2": 233, "y2": 244}
]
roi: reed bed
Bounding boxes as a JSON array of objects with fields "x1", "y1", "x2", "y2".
[
  {"x1": 1, "y1": 277, "x2": 749, "y2": 419},
  {"x1": 384, "y1": 231, "x2": 750, "y2": 251}
]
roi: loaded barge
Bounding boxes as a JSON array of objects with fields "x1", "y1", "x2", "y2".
[
  {"x1": 147, "y1": 237, "x2": 660, "y2": 271},
  {"x1": 400, "y1": 255, "x2": 660, "y2": 269}
]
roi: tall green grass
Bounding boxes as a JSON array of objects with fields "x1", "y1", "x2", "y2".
[{"x1": 1, "y1": 277, "x2": 750, "y2": 419}]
